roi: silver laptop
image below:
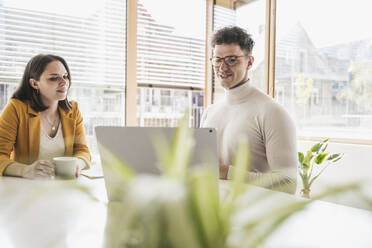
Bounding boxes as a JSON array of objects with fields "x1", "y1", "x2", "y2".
[{"x1": 95, "y1": 126, "x2": 218, "y2": 201}]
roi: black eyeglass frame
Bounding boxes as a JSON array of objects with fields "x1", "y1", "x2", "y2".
[{"x1": 210, "y1": 55, "x2": 248, "y2": 67}]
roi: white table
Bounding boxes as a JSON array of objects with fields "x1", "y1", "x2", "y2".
[{"x1": 1, "y1": 176, "x2": 372, "y2": 248}]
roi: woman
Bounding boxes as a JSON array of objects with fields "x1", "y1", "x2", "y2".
[{"x1": 0, "y1": 54, "x2": 91, "y2": 179}]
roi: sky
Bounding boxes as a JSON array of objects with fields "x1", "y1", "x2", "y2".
[{"x1": 237, "y1": 0, "x2": 372, "y2": 48}]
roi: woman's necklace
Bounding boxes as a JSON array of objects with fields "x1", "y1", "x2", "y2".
[{"x1": 44, "y1": 114, "x2": 59, "y2": 131}]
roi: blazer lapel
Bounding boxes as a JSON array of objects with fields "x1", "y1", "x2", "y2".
[
  {"x1": 60, "y1": 106, "x2": 75, "y2": 156},
  {"x1": 27, "y1": 105, "x2": 40, "y2": 164}
]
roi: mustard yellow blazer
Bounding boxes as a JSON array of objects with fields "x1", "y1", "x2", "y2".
[{"x1": 0, "y1": 98, "x2": 91, "y2": 175}]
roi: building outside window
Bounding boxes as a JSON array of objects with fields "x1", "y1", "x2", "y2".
[
  {"x1": 136, "y1": 0, "x2": 206, "y2": 127},
  {"x1": 275, "y1": 0, "x2": 372, "y2": 140}
]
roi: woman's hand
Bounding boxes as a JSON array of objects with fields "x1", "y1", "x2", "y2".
[
  {"x1": 22, "y1": 160, "x2": 55, "y2": 179},
  {"x1": 75, "y1": 158, "x2": 86, "y2": 177}
]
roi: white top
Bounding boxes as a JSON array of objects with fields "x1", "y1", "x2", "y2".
[
  {"x1": 38, "y1": 121, "x2": 65, "y2": 160},
  {"x1": 201, "y1": 81, "x2": 298, "y2": 193}
]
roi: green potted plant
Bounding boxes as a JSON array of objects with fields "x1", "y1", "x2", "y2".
[{"x1": 298, "y1": 138, "x2": 344, "y2": 198}]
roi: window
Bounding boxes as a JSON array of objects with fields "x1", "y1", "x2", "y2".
[
  {"x1": 299, "y1": 50, "x2": 307, "y2": 73},
  {"x1": 275, "y1": 85, "x2": 284, "y2": 105},
  {"x1": 212, "y1": 0, "x2": 267, "y2": 102},
  {"x1": 214, "y1": 5, "x2": 236, "y2": 31},
  {"x1": 311, "y1": 88, "x2": 319, "y2": 105},
  {"x1": 0, "y1": 0, "x2": 126, "y2": 159},
  {"x1": 136, "y1": 0, "x2": 206, "y2": 127},
  {"x1": 276, "y1": 0, "x2": 372, "y2": 141},
  {"x1": 212, "y1": 5, "x2": 236, "y2": 102},
  {"x1": 137, "y1": 87, "x2": 203, "y2": 127},
  {"x1": 236, "y1": 0, "x2": 266, "y2": 93}
]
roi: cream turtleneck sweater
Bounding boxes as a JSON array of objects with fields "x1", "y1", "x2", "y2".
[{"x1": 201, "y1": 81, "x2": 297, "y2": 194}]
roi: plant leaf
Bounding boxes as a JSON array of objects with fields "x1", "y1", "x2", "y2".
[
  {"x1": 321, "y1": 143, "x2": 328, "y2": 153},
  {"x1": 298, "y1": 152, "x2": 304, "y2": 164},
  {"x1": 311, "y1": 138, "x2": 329, "y2": 153},
  {"x1": 310, "y1": 142, "x2": 322, "y2": 153},
  {"x1": 97, "y1": 143, "x2": 135, "y2": 201},
  {"x1": 154, "y1": 112, "x2": 194, "y2": 179},
  {"x1": 314, "y1": 153, "x2": 328, "y2": 164},
  {"x1": 332, "y1": 156, "x2": 343, "y2": 163},
  {"x1": 231, "y1": 140, "x2": 250, "y2": 199},
  {"x1": 188, "y1": 168, "x2": 225, "y2": 248},
  {"x1": 98, "y1": 143, "x2": 134, "y2": 182},
  {"x1": 327, "y1": 153, "x2": 342, "y2": 161},
  {"x1": 303, "y1": 150, "x2": 313, "y2": 168},
  {"x1": 168, "y1": 112, "x2": 194, "y2": 179},
  {"x1": 153, "y1": 133, "x2": 172, "y2": 173},
  {"x1": 220, "y1": 140, "x2": 250, "y2": 231}
]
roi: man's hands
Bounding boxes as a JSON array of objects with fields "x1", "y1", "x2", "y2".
[{"x1": 22, "y1": 160, "x2": 55, "y2": 179}]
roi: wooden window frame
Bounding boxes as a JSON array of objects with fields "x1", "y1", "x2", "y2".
[
  {"x1": 204, "y1": 0, "x2": 214, "y2": 109},
  {"x1": 126, "y1": 0, "x2": 138, "y2": 126}
]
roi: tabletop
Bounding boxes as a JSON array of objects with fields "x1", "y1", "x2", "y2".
[{"x1": 1, "y1": 176, "x2": 372, "y2": 248}]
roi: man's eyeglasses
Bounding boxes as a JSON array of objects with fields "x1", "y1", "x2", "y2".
[{"x1": 210, "y1": 55, "x2": 246, "y2": 67}]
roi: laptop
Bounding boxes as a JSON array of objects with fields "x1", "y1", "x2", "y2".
[{"x1": 95, "y1": 126, "x2": 218, "y2": 201}]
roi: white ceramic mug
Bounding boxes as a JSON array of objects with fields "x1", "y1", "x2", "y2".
[{"x1": 53, "y1": 157, "x2": 77, "y2": 179}]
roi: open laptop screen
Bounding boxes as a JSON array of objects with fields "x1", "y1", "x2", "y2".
[{"x1": 95, "y1": 126, "x2": 218, "y2": 200}]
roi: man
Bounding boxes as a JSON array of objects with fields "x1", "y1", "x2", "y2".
[{"x1": 201, "y1": 26, "x2": 297, "y2": 194}]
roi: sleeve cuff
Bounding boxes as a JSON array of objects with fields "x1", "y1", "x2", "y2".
[{"x1": 77, "y1": 158, "x2": 88, "y2": 170}]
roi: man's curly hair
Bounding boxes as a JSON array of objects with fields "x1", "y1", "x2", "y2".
[{"x1": 211, "y1": 26, "x2": 255, "y2": 55}]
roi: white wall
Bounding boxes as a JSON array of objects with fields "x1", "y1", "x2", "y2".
[{"x1": 297, "y1": 140, "x2": 372, "y2": 210}]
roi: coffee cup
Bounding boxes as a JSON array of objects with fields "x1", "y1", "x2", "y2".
[{"x1": 53, "y1": 157, "x2": 77, "y2": 179}]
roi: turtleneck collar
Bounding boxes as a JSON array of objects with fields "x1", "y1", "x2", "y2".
[{"x1": 225, "y1": 80, "x2": 254, "y2": 105}]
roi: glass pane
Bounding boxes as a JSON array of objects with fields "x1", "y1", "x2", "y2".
[
  {"x1": 276, "y1": 0, "x2": 372, "y2": 140},
  {"x1": 213, "y1": 5, "x2": 237, "y2": 102},
  {"x1": 137, "y1": 87, "x2": 203, "y2": 127},
  {"x1": 236, "y1": 0, "x2": 266, "y2": 92},
  {"x1": 136, "y1": 0, "x2": 206, "y2": 126},
  {"x1": 212, "y1": 1, "x2": 267, "y2": 102}
]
